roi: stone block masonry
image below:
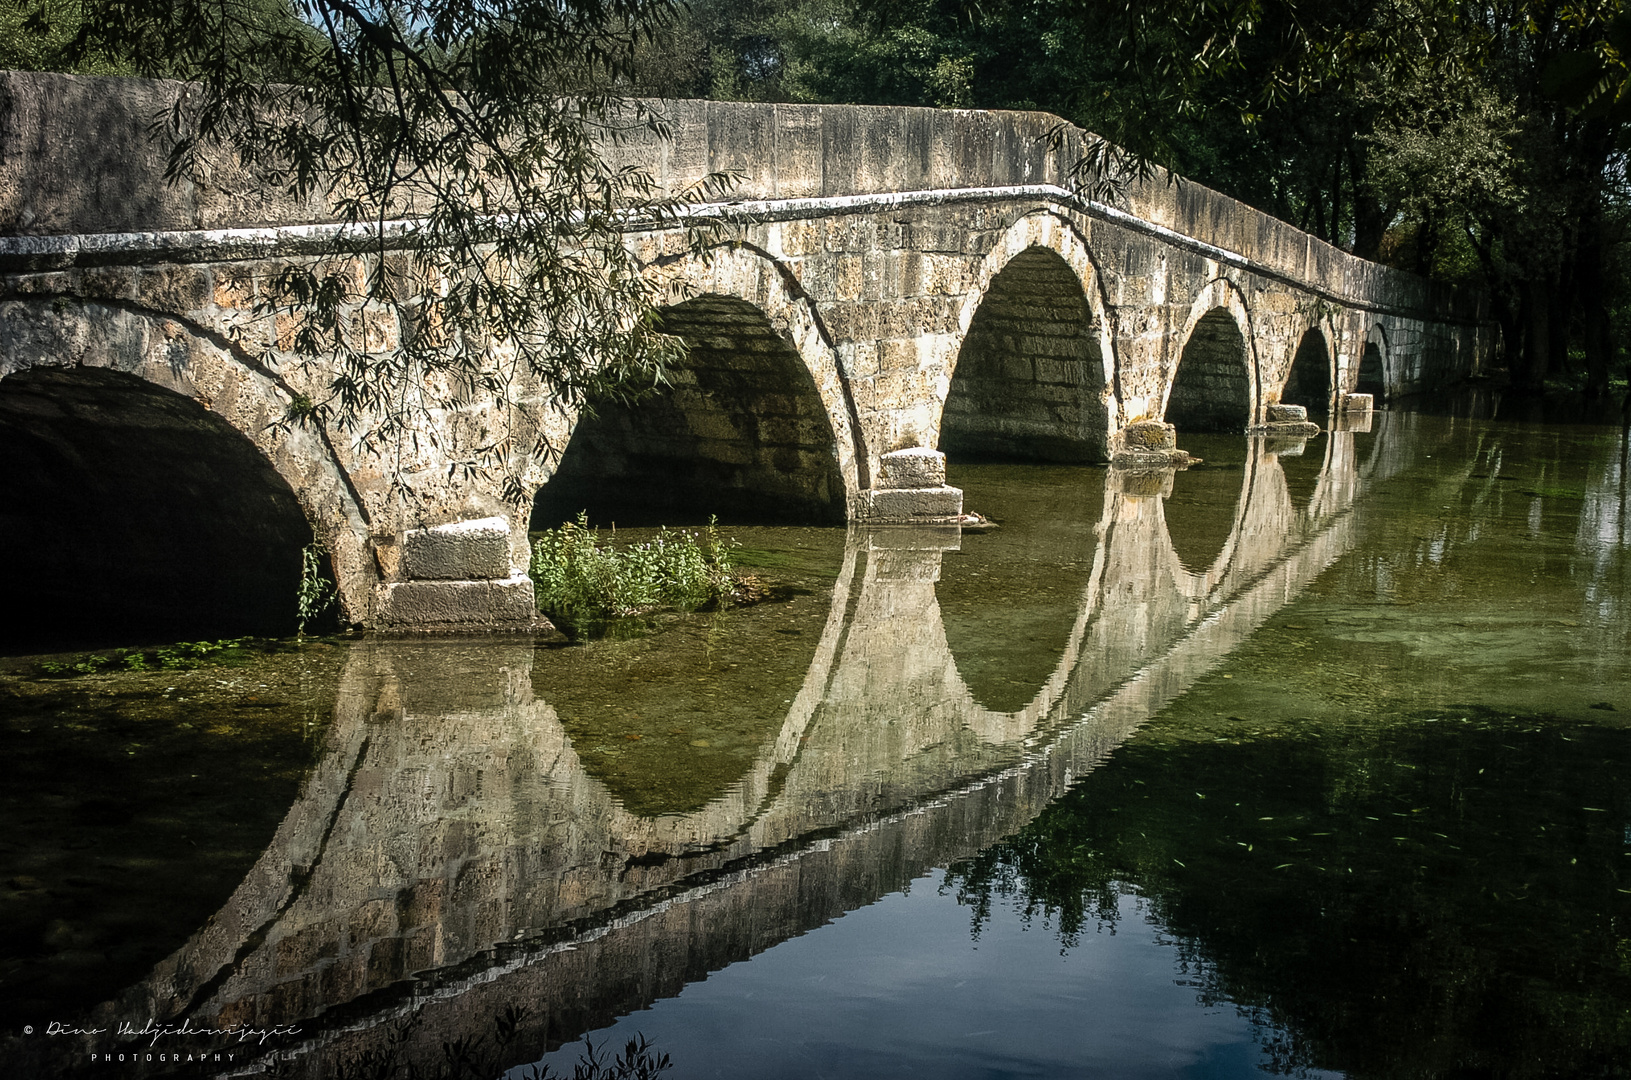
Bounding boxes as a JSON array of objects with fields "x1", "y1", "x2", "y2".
[{"x1": 0, "y1": 71, "x2": 1492, "y2": 629}]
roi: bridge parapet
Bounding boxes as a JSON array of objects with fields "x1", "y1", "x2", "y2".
[{"x1": 0, "y1": 71, "x2": 1493, "y2": 631}]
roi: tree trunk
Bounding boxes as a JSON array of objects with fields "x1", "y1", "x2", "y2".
[
  {"x1": 1330, "y1": 154, "x2": 1343, "y2": 247},
  {"x1": 1414, "y1": 208, "x2": 1438, "y2": 278},
  {"x1": 1352, "y1": 147, "x2": 1385, "y2": 260},
  {"x1": 1550, "y1": 261, "x2": 1573, "y2": 379},
  {"x1": 1578, "y1": 241, "x2": 1613, "y2": 398},
  {"x1": 1516, "y1": 278, "x2": 1553, "y2": 392},
  {"x1": 1490, "y1": 287, "x2": 1522, "y2": 382}
]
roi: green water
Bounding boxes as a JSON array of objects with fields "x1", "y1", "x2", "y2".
[{"x1": 1, "y1": 406, "x2": 1627, "y2": 1079}]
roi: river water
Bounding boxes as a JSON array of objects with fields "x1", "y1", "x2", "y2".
[{"x1": 1, "y1": 401, "x2": 1628, "y2": 1078}]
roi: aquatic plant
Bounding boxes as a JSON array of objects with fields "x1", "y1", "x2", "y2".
[
  {"x1": 296, "y1": 542, "x2": 338, "y2": 637},
  {"x1": 34, "y1": 637, "x2": 283, "y2": 677},
  {"x1": 529, "y1": 513, "x2": 738, "y2": 637}
]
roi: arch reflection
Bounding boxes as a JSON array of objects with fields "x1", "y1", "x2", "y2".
[{"x1": 19, "y1": 418, "x2": 1384, "y2": 1079}]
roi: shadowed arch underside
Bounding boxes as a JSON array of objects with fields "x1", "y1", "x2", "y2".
[
  {"x1": 0, "y1": 367, "x2": 313, "y2": 651},
  {"x1": 534, "y1": 295, "x2": 848, "y2": 527},
  {"x1": 1357, "y1": 341, "x2": 1386, "y2": 400},
  {"x1": 942, "y1": 246, "x2": 1109, "y2": 462},
  {"x1": 1283, "y1": 327, "x2": 1333, "y2": 416},
  {"x1": 1168, "y1": 308, "x2": 1252, "y2": 433}
]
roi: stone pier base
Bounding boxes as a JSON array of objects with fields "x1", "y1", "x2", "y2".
[
  {"x1": 1111, "y1": 420, "x2": 1197, "y2": 469},
  {"x1": 1251, "y1": 402, "x2": 1322, "y2": 438},
  {"x1": 856, "y1": 447, "x2": 966, "y2": 523},
  {"x1": 372, "y1": 517, "x2": 542, "y2": 631}
]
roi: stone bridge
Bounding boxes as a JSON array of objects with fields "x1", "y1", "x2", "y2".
[
  {"x1": 0, "y1": 72, "x2": 1491, "y2": 633},
  {"x1": 1, "y1": 411, "x2": 1457, "y2": 1078}
]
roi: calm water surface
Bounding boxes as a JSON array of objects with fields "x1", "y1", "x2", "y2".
[{"x1": 1, "y1": 405, "x2": 1628, "y2": 1078}]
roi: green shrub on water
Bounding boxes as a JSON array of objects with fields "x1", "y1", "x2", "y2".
[{"x1": 530, "y1": 512, "x2": 737, "y2": 637}]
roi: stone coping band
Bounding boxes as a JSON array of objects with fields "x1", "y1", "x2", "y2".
[{"x1": 0, "y1": 184, "x2": 1476, "y2": 324}]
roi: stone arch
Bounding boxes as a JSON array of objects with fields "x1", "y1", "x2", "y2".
[
  {"x1": 0, "y1": 299, "x2": 375, "y2": 637},
  {"x1": 1166, "y1": 281, "x2": 1256, "y2": 433},
  {"x1": 1282, "y1": 324, "x2": 1334, "y2": 416},
  {"x1": 938, "y1": 212, "x2": 1117, "y2": 461},
  {"x1": 1358, "y1": 323, "x2": 1389, "y2": 400},
  {"x1": 536, "y1": 247, "x2": 857, "y2": 525}
]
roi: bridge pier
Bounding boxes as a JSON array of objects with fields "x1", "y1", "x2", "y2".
[
  {"x1": 0, "y1": 73, "x2": 1494, "y2": 635},
  {"x1": 1110, "y1": 419, "x2": 1196, "y2": 469},
  {"x1": 1251, "y1": 402, "x2": 1323, "y2": 438},
  {"x1": 371, "y1": 516, "x2": 540, "y2": 632},
  {"x1": 854, "y1": 447, "x2": 965, "y2": 523}
]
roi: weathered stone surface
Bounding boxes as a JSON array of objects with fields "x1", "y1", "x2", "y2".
[
  {"x1": 879, "y1": 447, "x2": 946, "y2": 489},
  {"x1": 400, "y1": 517, "x2": 512, "y2": 581},
  {"x1": 1265, "y1": 403, "x2": 1308, "y2": 423},
  {"x1": 0, "y1": 71, "x2": 1494, "y2": 631},
  {"x1": 858, "y1": 486, "x2": 964, "y2": 521},
  {"x1": 373, "y1": 575, "x2": 539, "y2": 630},
  {"x1": 1121, "y1": 420, "x2": 1178, "y2": 450},
  {"x1": 1342, "y1": 392, "x2": 1374, "y2": 412},
  {"x1": 1111, "y1": 447, "x2": 1195, "y2": 470}
]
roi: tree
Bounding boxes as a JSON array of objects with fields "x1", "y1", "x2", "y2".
[
  {"x1": 17, "y1": 0, "x2": 731, "y2": 500},
  {"x1": 670, "y1": 0, "x2": 1631, "y2": 400}
]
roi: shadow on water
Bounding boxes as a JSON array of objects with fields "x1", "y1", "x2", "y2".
[
  {"x1": 1276, "y1": 434, "x2": 1328, "y2": 510},
  {"x1": 1162, "y1": 434, "x2": 1254, "y2": 574},
  {"x1": 0, "y1": 642, "x2": 348, "y2": 1023},
  {"x1": 528, "y1": 525, "x2": 847, "y2": 817}
]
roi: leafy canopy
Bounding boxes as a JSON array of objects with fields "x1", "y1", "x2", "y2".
[{"x1": 22, "y1": 0, "x2": 732, "y2": 501}]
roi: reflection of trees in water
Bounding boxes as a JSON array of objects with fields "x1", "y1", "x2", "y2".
[
  {"x1": 326, "y1": 1005, "x2": 673, "y2": 1080},
  {"x1": 943, "y1": 705, "x2": 1631, "y2": 1077}
]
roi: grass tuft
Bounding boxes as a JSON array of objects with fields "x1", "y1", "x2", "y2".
[{"x1": 529, "y1": 513, "x2": 739, "y2": 638}]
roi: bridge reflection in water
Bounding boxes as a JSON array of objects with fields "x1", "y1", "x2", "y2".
[{"x1": 30, "y1": 414, "x2": 1417, "y2": 1078}]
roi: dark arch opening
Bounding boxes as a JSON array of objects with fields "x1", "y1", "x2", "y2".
[
  {"x1": 1168, "y1": 308, "x2": 1252, "y2": 433},
  {"x1": 1282, "y1": 327, "x2": 1333, "y2": 417},
  {"x1": 532, "y1": 295, "x2": 846, "y2": 527},
  {"x1": 1357, "y1": 340, "x2": 1387, "y2": 400},
  {"x1": 941, "y1": 246, "x2": 1109, "y2": 462},
  {"x1": 0, "y1": 367, "x2": 313, "y2": 653}
]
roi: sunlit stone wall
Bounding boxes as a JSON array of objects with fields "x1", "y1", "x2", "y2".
[{"x1": 0, "y1": 71, "x2": 1492, "y2": 628}]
